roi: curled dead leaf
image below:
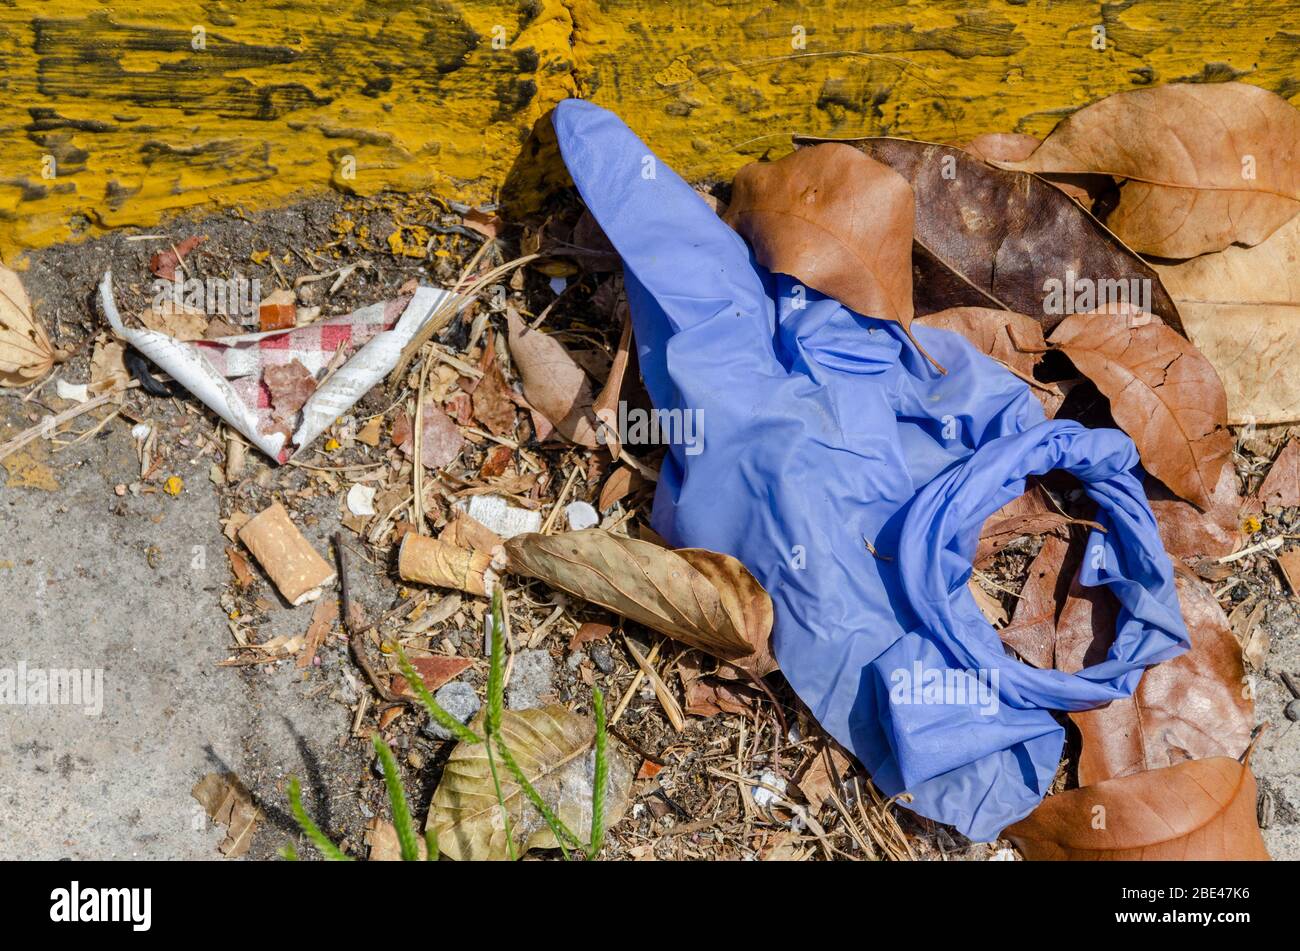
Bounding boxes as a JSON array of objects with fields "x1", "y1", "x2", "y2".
[
  {"x1": 1004, "y1": 83, "x2": 1300, "y2": 258},
  {"x1": 504, "y1": 529, "x2": 773, "y2": 673},
  {"x1": 1006, "y1": 757, "x2": 1268, "y2": 860},
  {"x1": 1048, "y1": 311, "x2": 1231, "y2": 509},
  {"x1": 505, "y1": 307, "x2": 599, "y2": 447},
  {"x1": 428, "y1": 705, "x2": 631, "y2": 861},
  {"x1": 796, "y1": 136, "x2": 1182, "y2": 335},
  {"x1": 0, "y1": 264, "x2": 61, "y2": 386},
  {"x1": 592, "y1": 306, "x2": 632, "y2": 458},
  {"x1": 723, "y1": 143, "x2": 931, "y2": 364}
]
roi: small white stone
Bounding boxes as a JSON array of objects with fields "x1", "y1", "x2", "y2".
[
  {"x1": 346, "y1": 483, "x2": 376, "y2": 516},
  {"x1": 752, "y1": 770, "x2": 787, "y2": 809},
  {"x1": 56, "y1": 379, "x2": 89, "y2": 403},
  {"x1": 565, "y1": 500, "x2": 599, "y2": 531}
]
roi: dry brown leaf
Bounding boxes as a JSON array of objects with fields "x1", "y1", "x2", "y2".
[
  {"x1": 365, "y1": 817, "x2": 430, "y2": 861},
  {"x1": 141, "y1": 299, "x2": 209, "y2": 340},
  {"x1": 504, "y1": 530, "x2": 770, "y2": 671},
  {"x1": 961, "y1": 132, "x2": 1042, "y2": 163},
  {"x1": 683, "y1": 676, "x2": 760, "y2": 718},
  {"x1": 1071, "y1": 576, "x2": 1254, "y2": 786},
  {"x1": 0, "y1": 263, "x2": 60, "y2": 386},
  {"x1": 998, "y1": 534, "x2": 1076, "y2": 669},
  {"x1": 226, "y1": 545, "x2": 256, "y2": 588},
  {"x1": 150, "y1": 235, "x2": 206, "y2": 281},
  {"x1": 505, "y1": 307, "x2": 599, "y2": 447},
  {"x1": 974, "y1": 484, "x2": 1071, "y2": 567},
  {"x1": 917, "y1": 307, "x2": 1064, "y2": 416},
  {"x1": 296, "y1": 595, "x2": 338, "y2": 669},
  {"x1": 1148, "y1": 464, "x2": 1243, "y2": 561},
  {"x1": 723, "y1": 143, "x2": 920, "y2": 344},
  {"x1": 427, "y1": 705, "x2": 631, "y2": 861},
  {"x1": 470, "y1": 361, "x2": 518, "y2": 437},
  {"x1": 959, "y1": 133, "x2": 1097, "y2": 206},
  {"x1": 479, "y1": 444, "x2": 512, "y2": 478},
  {"x1": 802, "y1": 137, "x2": 1182, "y2": 334},
  {"x1": 390, "y1": 655, "x2": 472, "y2": 699},
  {"x1": 1054, "y1": 564, "x2": 1121, "y2": 676},
  {"x1": 1278, "y1": 548, "x2": 1300, "y2": 595},
  {"x1": 89, "y1": 339, "x2": 129, "y2": 397},
  {"x1": 1007, "y1": 757, "x2": 1268, "y2": 860},
  {"x1": 1004, "y1": 83, "x2": 1300, "y2": 258},
  {"x1": 1252, "y1": 438, "x2": 1300, "y2": 511},
  {"x1": 263, "y1": 359, "x2": 317, "y2": 417},
  {"x1": 568, "y1": 621, "x2": 613, "y2": 652},
  {"x1": 191, "y1": 771, "x2": 262, "y2": 858},
  {"x1": 598, "y1": 465, "x2": 644, "y2": 512},
  {"x1": 461, "y1": 208, "x2": 502, "y2": 240},
  {"x1": 1229, "y1": 598, "x2": 1271, "y2": 669},
  {"x1": 968, "y1": 579, "x2": 1008, "y2": 627},
  {"x1": 1049, "y1": 312, "x2": 1231, "y2": 509},
  {"x1": 355, "y1": 416, "x2": 382, "y2": 446},
  {"x1": 795, "y1": 741, "x2": 857, "y2": 811},
  {"x1": 1155, "y1": 213, "x2": 1300, "y2": 423},
  {"x1": 675, "y1": 548, "x2": 777, "y2": 677},
  {"x1": 415, "y1": 399, "x2": 464, "y2": 470}
]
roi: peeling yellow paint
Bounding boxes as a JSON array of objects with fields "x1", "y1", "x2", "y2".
[
  {"x1": 2, "y1": 444, "x2": 59, "y2": 491},
  {"x1": 1, "y1": 1, "x2": 1297, "y2": 258}
]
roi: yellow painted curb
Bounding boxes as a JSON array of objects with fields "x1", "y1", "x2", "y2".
[{"x1": 1, "y1": 1, "x2": 1296, "y2": 257}]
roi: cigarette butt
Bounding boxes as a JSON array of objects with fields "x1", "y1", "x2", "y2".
[
  {"x1": 238, "y1": 502, "x2": 336, "y2": 605},
  {"x1": 438, "y1": 511, "x2": 504, "y2": 556},
  {"x1": 399, "y1": 533, "x2": 493, "y2": 596}
]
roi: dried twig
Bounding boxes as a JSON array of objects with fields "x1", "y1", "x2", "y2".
[{"x1": 334, "y1": 531, "x2": 405, "y2": 705}]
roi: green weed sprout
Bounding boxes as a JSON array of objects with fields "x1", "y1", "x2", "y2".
[{"x1": 287, "y1": 585, "x2": 610, "y2": 861}]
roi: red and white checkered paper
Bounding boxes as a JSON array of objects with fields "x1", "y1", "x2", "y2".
[{"x1": 193, "y1": 297, "x2": 408, "y2": 452}]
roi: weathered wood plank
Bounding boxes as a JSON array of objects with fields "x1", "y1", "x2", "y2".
[{"x1": 0, "y1": 0, "x2": 1297, "y2": 256}]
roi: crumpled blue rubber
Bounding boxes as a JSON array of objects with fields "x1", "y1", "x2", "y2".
[{"x1": 553, "y1": 99, "x2": 1190, "y2": 840}]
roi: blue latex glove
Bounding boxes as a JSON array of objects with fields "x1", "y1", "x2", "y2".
[{"x1": 553, "y1": 99, "x2": 1190, "y2": 840}]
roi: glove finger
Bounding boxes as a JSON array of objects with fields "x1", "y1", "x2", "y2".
[{"x1": 552, "y1": 99, "x2": 784, "y2": 408}]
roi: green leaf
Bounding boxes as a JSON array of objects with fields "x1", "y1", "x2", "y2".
[
  {"x1": 287, "y1": 776, "x2": 353, "y2": 861},
  {"x1": 373, "y1": 736, "x2": 419, "y2": 861}
]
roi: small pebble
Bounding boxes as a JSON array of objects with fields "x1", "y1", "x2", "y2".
[
  {"x1": 591, "y1": 643, "x2": 614, "y2": 674},
  {"x1": 507, "y1": 649, "x2": 556, "y2": 710},
  {"x1": 421, "y1": 681, "x2": 481, "y2": 740},
  {"x1": 565, "y1": 500, "x2": 599, "y2": 531},
  {"x1": 751, "y1": 770, "x2": 786, "y2": 809}
]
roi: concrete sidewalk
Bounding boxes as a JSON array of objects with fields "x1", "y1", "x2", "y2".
[{"x1": 0, "y1": 423, "x2": 365, "y2": 859}]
